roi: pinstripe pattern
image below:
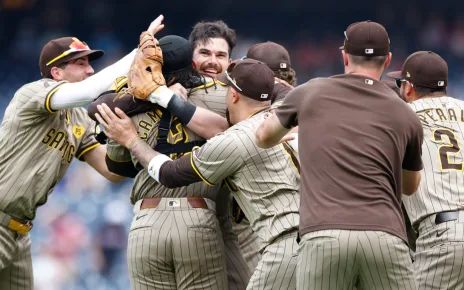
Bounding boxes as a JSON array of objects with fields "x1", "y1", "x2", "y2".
[
  {"x1": 0, "y1": 79, "x2": 99, "y2": 221},
  {"x1": 217, "y1": 192, "x2": 252, "y2": 290},
  {"x1": 188, "y1": 77, "x2": 228, "y2": 118},
  {"x1": 247, "y1": 232, "x2": 298, "y2": 290},
  {"x1": 403, "y1": 96, "x2": 464, "y2": 289},
  {"x1": 404, "y1": 96, "x2": 464, "y2": 228},
  {"x1": 0, "y1": 79, "x2": 99, "y2": 290},
  {"x1": 191, "y1": 110, "x2": 300, "y2": 289},
  {"x1": 414, "y1": 213, "x2": 464, "y2": 289},
  {"x1": 231, "y1": 218, "x2": 262, "y2": 272},
  {"x1": 192, "y1": 111, "x2": 300, "y2": 245},
  {"x1": 108, "y1": 79, "x2": 250, "y2": 289},
  {"x1": 297, "y1": 230, "x2": 417, "y2": 290},
  {"x1": 0, "y1": 226, "x2": 33, "y2": 290},
  {"x1": 128, "y1": 198, "x2": 228, "y2": 290}
]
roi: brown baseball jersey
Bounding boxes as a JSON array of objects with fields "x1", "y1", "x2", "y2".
[
  {"x1": 275, "y1": 74, "x2": 422, "y2": 290},
  {"x1": 276, "y1": 74, "x2": 423, "y2": 243},
  {"x1": 403, "y1": 96, "x2": 464, "y2": 228},
  {"x1": 0, "y1": 79, "x2": 100, "y2": 221}
]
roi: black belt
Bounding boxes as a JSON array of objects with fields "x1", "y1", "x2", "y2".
[{"x1": 435, "y1": 211, "x2": 460, "y2": 225}]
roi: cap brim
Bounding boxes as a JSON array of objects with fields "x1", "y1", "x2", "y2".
[
  {"x1": 386, "y1": 71, "x2": 402, "y2": 79},
  {"x1": 339, "y1": 45, "x2": 345, "y2": 51},
  {"x1": 217, "y1": 72, "x2": 232, "y2": 86},
  {"x1": 65, "y1": 49, "x2": 105, "y2": 63}
]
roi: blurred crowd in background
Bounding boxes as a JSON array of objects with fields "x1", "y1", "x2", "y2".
[{"x1": 1, "y1": 0, "x2": 464, "y2": 289}]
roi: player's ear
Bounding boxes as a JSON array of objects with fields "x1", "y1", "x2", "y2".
[
  {"x1": 405, "y1": 82, "x2": 415, "y2": 101},
  {"x1": 50, "y1": 66, "x2": 64, "y2": 81},
  {"x1": 384, "y1": 52, "x2": 392, "y2": 69},
  {"x1": 342, "y1": 50, "x2": 349, "y2": 67},
  {"x1": 228, "y1": 58, "x2": 232, "y2": 64},
  {"x1": 231, "y1": 87, "x2": 240, "y2": 103}
]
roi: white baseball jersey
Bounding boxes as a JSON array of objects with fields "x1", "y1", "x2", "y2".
[{"x1": 403, "y1": 96, "x2": 464, "y2": 228}]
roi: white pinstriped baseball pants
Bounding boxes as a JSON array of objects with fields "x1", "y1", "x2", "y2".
[
  {"x1": 0, "y1": 225, "x2": 33, "y2": 290},
  {"x1": 414, "y1": 212, "x2": 464, "y2": 289},
  {"x1": 297, "y1": 229, "x2": 417, "y2": 290}
]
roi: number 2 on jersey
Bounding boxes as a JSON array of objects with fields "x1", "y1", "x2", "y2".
[{"x1": 433, "y1": 128, "x2": 463, "y2": 171}]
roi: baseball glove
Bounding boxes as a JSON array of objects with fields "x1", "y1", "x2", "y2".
[{"x1": 126, "y1": 31, "x2": 166, "y2": 100}]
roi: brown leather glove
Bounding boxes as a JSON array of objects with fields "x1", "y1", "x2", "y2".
[{"x1": 127, "y1": 31, "x2": 166, "y2": 100}]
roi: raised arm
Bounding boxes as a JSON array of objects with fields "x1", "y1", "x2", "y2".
[{"x1": 49, "y1": 15, "x2": 165, "y2": 110}]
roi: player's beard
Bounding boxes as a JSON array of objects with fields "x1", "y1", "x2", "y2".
[{"x1": 199, "y1": 62, "x2": 223, "y2": 78}]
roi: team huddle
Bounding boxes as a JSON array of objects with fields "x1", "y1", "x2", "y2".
[{"x1": 0, "y1": 13, "x2": 462, "y2": 290}]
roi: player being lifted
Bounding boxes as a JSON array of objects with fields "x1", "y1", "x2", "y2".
[
  {"x1": 0, "y1": 15, "x2": 165, "y2": 290},
  {"x1": 96, "y1": 59, "x2": 301, "y2": 290}
]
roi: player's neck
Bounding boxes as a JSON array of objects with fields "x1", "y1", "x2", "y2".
[
  {"x1": 236, "y1": 104, "x2": 269, "y2": 122},
  {"x1": 345, "y1": 67, "x2": 383, "y2": 81}
]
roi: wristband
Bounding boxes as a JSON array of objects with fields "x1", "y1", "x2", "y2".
[
  {"x1": 127, "y1": 135, "x2": 140, "y2": 149},
  {"x1": 147, "y1": 154, "x2": 172, "y2": 182},
  {"x1": 148, "y1": 85, "x2": 174, "y2": 108},
  {"x1": 167, "y1": 94, "x2": 197, "y2": 124}
]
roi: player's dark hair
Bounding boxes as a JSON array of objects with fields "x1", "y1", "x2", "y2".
[
  {"x1": 274, "y1": 68, "x2": 297, "y2": 86},
  {"x1": 414, "y1": 85, "x2": 447, "y2": 97},
  {"x1": 164, "y1": 66, "x2": 213, "y2": 96},
  {"x1": 44, "y1": 62, "x2": 68, "y2": 79},
  {"x1": 189, "y1": 21, "x2": 236, "y2": 55},
  {"x1": 348, "y1": 54, "x2": 388, "y2": 69}
]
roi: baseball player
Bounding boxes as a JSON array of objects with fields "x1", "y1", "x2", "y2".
[
  {"x1": 246, "y1": 41, "x2": 296, "y2": 106},
  {"x1": 388, "y1": 51, "x2": 464, "y2": 289},
  {"x1": 95, "y1": 59, "x2": 300, "y2": 290},
  {"x1": 0, "y1": 16, "x2": 164, "y2": 290},
  {"x1": 88, "y1": 35, "x2": 250, "y2": 290},
  {"x1": 189, "y1": 20, "x2": 236, "y2": 79},
  {"x1": 255, "y1": 21, "x2": 423, "y2": 290},
  {"x1": 222, "y1": 41, "x2": 298, "y2": 272},
  {"x1": 189, "y1": 20, "x2": 266, "y2": 275}
]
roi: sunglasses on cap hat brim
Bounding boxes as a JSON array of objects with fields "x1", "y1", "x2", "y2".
[
  {"x1": 224, "y1": 61, "x2": 243, "y2": 92},
  {"x1": 395, "y1": 79, "x2": 414, "y2": 88}
]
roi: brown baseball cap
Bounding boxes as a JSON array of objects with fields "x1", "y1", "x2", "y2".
[
  {"x1": 246, "y1": 42, "x2": 291, "y2": 71},
  {"x1": 340, "y1": 20, "x2": 390, "y2": 56},
  {"x1": 39, "y1": 37, "x2": 104, "y2": 77},
  {"x1": 217, "y1": 58, "x2": 274, "y2": 101},
  {"x1": 387, "y1": 51, "x2": 448, "y2": 89}
]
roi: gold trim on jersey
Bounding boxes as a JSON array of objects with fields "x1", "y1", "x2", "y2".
[
  {"x1": 109, "y1": 76, "x2": 128, "y2": 92},
  {"x1": 281, "y1": 142, "x2": 300, "y2": 174},
  {"x1": 77, "y1": 143, "x2": 100, "y2": 160},
  {"x1": 106, "y1": 152, "x2": 132, "y2": 162},
  {"x1": 190, "y1": 79, "x2": 228, "y2": 93},
  {"x1": 190, "y1": 146, "x2": 214, "y2": 186},
  {"x1": 45, "y1": 82, "x2": 67, "y2": 114}
]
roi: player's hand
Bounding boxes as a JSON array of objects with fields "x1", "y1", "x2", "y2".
[
  {"x1": 169, "y1": 83, "x2": 188, "y2": 101},
  {"x1": 95, "y1": 103, "x2": 138, "y2": 148},
  {"x1": 280, "y1": 133, "x2": 296, "y2": 143},
  {"x1": 147, "y1": 15, "x2": 165, "y2": 36},
  {"x1": 274, "y1": 77, "x2": 294, "y2": 89}
]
